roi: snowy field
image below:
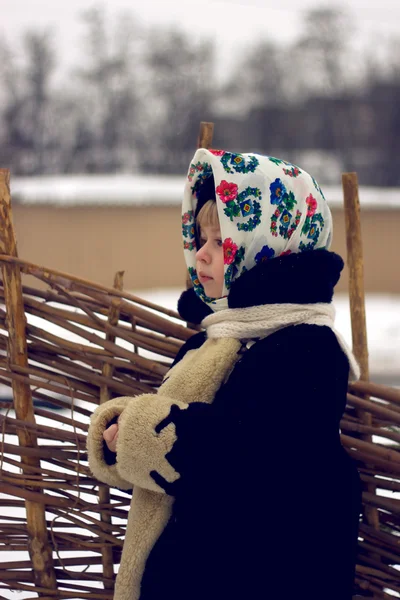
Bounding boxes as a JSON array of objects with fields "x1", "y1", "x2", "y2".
[{"x1": 1, "y1": 289, "x2": 399, "y2": 598}]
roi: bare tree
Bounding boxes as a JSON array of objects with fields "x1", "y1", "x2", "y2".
[
  {"x1": 364, "y1": 41, "x2": 400, "y2": 186},
  {"x1": 218, "y1": 40, "x2": 286, "y2": 116},
  {"x1": 24, "y1": 31, "x2": 56, "y2": 173},
  {"x1": 0, "y1": 31, "x2": 56, "y2": 174},
  {"x1": 74, "y1": 6, "x2": 142, "y2": 172},
  {"x1": 289, "y1": 8, "x2": 359, "y2": 170},
  {"x1": 0, "y1": 38, "x2": 21, "y2": 169},
  {"x1": 293, "y1": 8, "x2": 355, "y2": 96},
  {"x1": 139, "y1": 28, "x2": 216, "y2": 172}
]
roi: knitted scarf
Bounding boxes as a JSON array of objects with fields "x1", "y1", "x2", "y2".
[{"x1": 202, "y1": 302, "x2": 360, "y2": 382}]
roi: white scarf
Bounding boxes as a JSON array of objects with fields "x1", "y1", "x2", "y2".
[{"x1": 201, "y1": 303, "x2": 360, "y2": 382}]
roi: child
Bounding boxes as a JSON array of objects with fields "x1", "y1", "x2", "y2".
[{"x1": 87, "y1": 149, "x2": 362, "y2": 600}]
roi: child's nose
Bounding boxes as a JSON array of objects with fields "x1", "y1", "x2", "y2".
[{"x1": 196, "y1": 245, "x2": 211, "y2": 263}]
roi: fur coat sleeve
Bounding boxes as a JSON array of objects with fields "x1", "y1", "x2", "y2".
[
  {"x1": 87, "y1": 332, "x2": 244, "y2": 495},
  {"x1": 88, "y1": 392, "x2": 190, "y2": 493}
]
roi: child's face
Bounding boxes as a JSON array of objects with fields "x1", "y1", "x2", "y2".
[{"x1": 196, "y1": 224, "x2": 224, "y2": 299}]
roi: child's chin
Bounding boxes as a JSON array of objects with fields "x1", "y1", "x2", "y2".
[{"x1": 203, "y1": 284, "x2": 221, "y2": 300}]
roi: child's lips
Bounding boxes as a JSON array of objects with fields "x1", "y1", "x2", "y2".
[{"x1": 199, "y1": 273, "x2": 213, "y2": 282}]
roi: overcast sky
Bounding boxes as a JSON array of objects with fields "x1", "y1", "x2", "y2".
[{"x1": 2, "y1": 0, "x2": 400, "y2": 80}]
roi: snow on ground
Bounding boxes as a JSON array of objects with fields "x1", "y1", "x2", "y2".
[{"x1": 333, "y1": 293, "x2": 400, "y2": 383}]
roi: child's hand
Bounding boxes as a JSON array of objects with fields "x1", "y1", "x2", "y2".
[{"x1": 103, "y1": 420, "x2": 119, "y2": 453}]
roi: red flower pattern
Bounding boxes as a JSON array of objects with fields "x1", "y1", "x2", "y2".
[
  {"x1": 306, "y1": 194, "x2": 317, "y2": 216},
  {"x1": 223, "y1": 238, "x2": 238, "y2": 265},
  {"x1": 216, "y1": 180, "x2": 238, "y2": 203},
  {"x1": 209, "y1": 149, "x2": 225, "y2": 156},
  {"x1": 283, "y1": 166, "x2": 300, "y2": 177}
]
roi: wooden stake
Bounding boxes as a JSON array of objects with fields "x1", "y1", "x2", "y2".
[
  {"x1": 197, "y1": 121, "x2": 214, "y2": 149},
  {"x1": 342, "y1": 172, "x2": 379, "y2": 531},
  {"x1": 99, "y1": 271, "x2": 124, "y2": 590},
  {"x1": 0, "y1": 169, "x2": 58, "y2": 589},
  {"x1": 342, "y1": 173, "x2": 369, "y2": 383}
]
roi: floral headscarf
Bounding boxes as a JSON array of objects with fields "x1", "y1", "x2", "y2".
[{"x1": 182, "y1": 148, "x2": 333, "y2": 311}]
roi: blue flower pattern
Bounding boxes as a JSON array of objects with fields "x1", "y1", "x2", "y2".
[
  {"x1": 270, "y1": 179, "x2": 287, "y2": 205},
  {"x1": 255, "y1": 245, "x2": 275, "y2": 263}
]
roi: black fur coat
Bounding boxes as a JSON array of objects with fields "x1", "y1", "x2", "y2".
[{"x1": 137, "y1": 250, "x2": 361, "y2": 600}]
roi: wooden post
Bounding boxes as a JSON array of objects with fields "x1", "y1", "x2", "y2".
[
  {"x1": 342, "y1": 173, "x2": 369, "y2": 384},
  {"x1": 197, "y1": 121, "x2": 214, "y2": 150},
  {"x1": 99, "y1": 270, "x2": 124, "y2": 590},
  {"x1": 0, "y1": 170, "x2": 58, "y2": 589},
  {"x1": 342, "y1": 172, "x2": 379, "y2": 531}
]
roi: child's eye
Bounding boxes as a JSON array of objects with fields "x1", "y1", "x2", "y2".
[{"x1": 216, "y1": 239, "x2": 223, "y2": 247}]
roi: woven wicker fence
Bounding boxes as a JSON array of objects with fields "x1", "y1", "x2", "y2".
[
  {"x1": 0, "y1": 256, "x2": 194, "y2": 600},
  {"x1": 0, "y1": 133, "x2": 400, "y2": 598},
  {"x1": 1, "y1": 251, "x2": 399, "y2": 600}
]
